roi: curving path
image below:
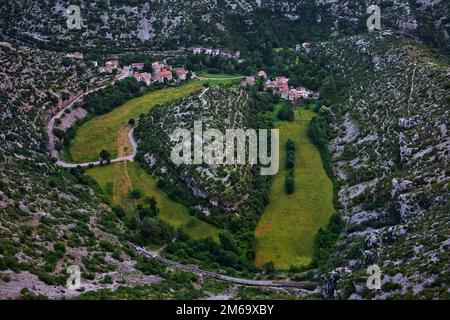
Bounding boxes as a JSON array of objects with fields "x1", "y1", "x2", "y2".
[
  {"x1": 130, "y1": 243, "x2": 315, "y2": 289},
  {"x1": 55, "y1": 128, "x2": 137, "y2": 168},
  {"x1": 47, "y1": 83, "x2": 138, "y2": 169}
]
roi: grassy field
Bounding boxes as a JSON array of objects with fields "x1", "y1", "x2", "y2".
[
  {"x1": 196, "y1": 71, "x2": 244, "y2": 79},
  {"x1": 255, "y1": 108, "x2": 335, "y2": 269},
  {"x1": 86, "y1": 162, "x2": 219, "y2": 241},
  {"x1": 69, "y1": 81, "x2": 205, "y2": 163}
]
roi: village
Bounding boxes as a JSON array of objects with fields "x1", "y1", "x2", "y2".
[
  {"x1": 242, "y1": 71, "x2": 318, "y2": 101},
  {"x1": 66, "y1": 41, "x2": 316, "y2": 101},
  {"x1": 98, "y1": 59, "x2": 187, "y2": 85}
]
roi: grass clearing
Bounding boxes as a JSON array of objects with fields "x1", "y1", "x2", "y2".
[
  {"x1": 86, "y1": 162, "x2": 219, "y2": 241},
  {"x1": 196, "y1": 71, "x2": 243, "y2": 79},
  {"x1": 255, "y1": 109, "x2": 335, "y2": 269},
  {"x1": 69, "y1": 81, "x2": 204, "y2": 162}
]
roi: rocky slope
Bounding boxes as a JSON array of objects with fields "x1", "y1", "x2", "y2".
[
  {"x1": 315, "y1": 30, "x2": 449, "y2": 299},
  {"x1": 1, "y1": 1, "x2": 448, "y2": 55},
  {"x1": 135, "y1": 86, "x2": 271, "y2": 228},
  {"x1": 0, "y1": 44, "x2": 171, "y2": 299}
]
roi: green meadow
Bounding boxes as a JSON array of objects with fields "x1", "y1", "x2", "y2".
[
  {"x1": 196, "y1": 71, "x2": 244, "y2": 79},
  {"x1": 255, "y1": 108, "x2": 335, "y2": 269},
  {"x1": 86, "y1": 161, "x2": 219, "y2": 241},
  {"x1": 69, "y1": 81, "x2": 204, "y2": 163}
]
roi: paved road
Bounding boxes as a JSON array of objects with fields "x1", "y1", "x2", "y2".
[
  {"x1": 131, "y1": 244, "x2": 315, "y2": 288},
  {"x1": 47, "y1": 82, "x2": 138, "y2": 169},
  {"x1": 54, "y1": 128, "x2": 137, "y2": 168}
]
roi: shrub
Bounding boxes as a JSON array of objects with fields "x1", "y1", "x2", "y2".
[
  {"x1": 99, "y1": 149, "x2": 111, "y2": 160},
  {"x1": 286, "y1": 151, "x2": 295, "y2": 169},
  {"x1": 285, "y1": 175, "x2": 294, "y2": 194},
  {"x1": 286, "y1": 139, "x2": 296, "y2": 151},
  {"x1": 277, "y1": 103, "x2": 294, "y2": 121},
  {"x1": 52, "y1": 128, "x2": 65, "y2": 139},
  {"x1": 128, "y1": 188, "x2": 142, "y2": 199},
  {"x1": 111, "y1": 205, "x2": 125, "y2": 219}
]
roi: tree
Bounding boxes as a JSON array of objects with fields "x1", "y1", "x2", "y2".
[
  {"x1": 285, "y1": 175, "x2": 294, "y2": 194},
  {"x1": 128, "y1": 188, "x2": 142, "y2": 199},
  {"x1": 138, "y1": 218, "x2": 175, "y2": 245},
  {"x1": 128, "y1": 118, "x2": 136, "y2": 126},
  {"x1": 111, "y1": 205, "x2": 125, "y2": 219},
  {"x1": 99, "y1": 149, "x2": 111, "y2": 160},
  {"x1": 277, "y1": 103, "x2": 294, "y2": 121},
  {"x1": 320, "y1": 76, "x2": 336, "y2": 97},
  {"x1": 286, "y1": 139, "x2": 296, "y2": 151},
  {"x1": 262, "y1": 261, "x2": 276, "y2": 275},
  {"x1": 219, "y1": 230, "x2": 239, "y2": 253},
  {"x1": 52, "y1": 128, "x2": 65, "y2": 139},
  {"x1": 286, "y1": 151, "x2": 295, "y2": 169}
]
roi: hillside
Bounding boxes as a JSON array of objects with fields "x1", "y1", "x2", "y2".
[
  {"x1": 314, "y1": 31, "x2": 449, "y2": 299},
  {"x1": 135, "y1": 86, "x2": 271, "y2": 229},
  {"x1": 1, "y1": 1, "x2": 448, "y2": 56},
  {"x1": 0, "y1": 2, "x2": 449, "y2": 301}
]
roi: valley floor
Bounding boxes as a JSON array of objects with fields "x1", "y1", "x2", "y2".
[
  {"x1": 86, "y1": 161, "x2": 219, "y2": 241},
  {"x1": 69, "y1": 82, "x2": 205, "y2": 162},
  {"x1": 255, "y1": 108, "x2": 335, "y2": 269}
]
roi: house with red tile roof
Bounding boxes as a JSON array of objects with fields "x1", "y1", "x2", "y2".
[
  {"x1": 159, "y1": 70, "x2": 173, "y2": 81},
  {"x1": 151, "y1": 61, "x2": 169, "y2": 74},
  {"x1": 105, "y1": 60, "x2": 119, "y2": 68},
  {"x1": 257, "y1": 70, "x2": 267, "y2": 79},
  {"x1": 132, "y1": 62, "x2": 144, "y2": 70},
  {"x1": 174, "y1": 67, "x2": 187, "y2": 81},
  {"x1": 134, "y1": 72, "x2": 152, "y2": 85}
]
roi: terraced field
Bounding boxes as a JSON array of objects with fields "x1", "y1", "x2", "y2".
[
  {"x1": 255, "y1": 108, "x2": 335, "y2": 269},
  {"x1": 86, "y1": 162, "x2": 219, "y2": 241}
]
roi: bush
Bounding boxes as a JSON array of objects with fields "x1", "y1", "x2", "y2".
[
  {"x1": 128, "y1": 188, "x2": 141, "y2": 199},
  {"x1": 111, "y1": 205, "x2": 126, "y2": 219},
  {"x1": 286, "y1": 151, "x2": 295, "y2": 169},
  {"x1": 99, "y1": 149, "x2": 111, "y2": 160},
  {"x1": 286, "y1": 139, "x2": 296, "y2": 151},
  {"x1": 285, "y1": 175, "x2": 294, "y2": 194},
  {"x1": 207, "y1": 68, "x2": 222, "y2": 74},
  {"x1": 52, "y1": 128, "x2": 65, "y2": 139},
  {"x1": 277, "y1": 103, "x2": 294, "y2": 121}
]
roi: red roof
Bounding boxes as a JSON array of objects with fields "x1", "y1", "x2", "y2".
[{"x1": 159, "y1": 70, "x2": 172, "y2": 77}]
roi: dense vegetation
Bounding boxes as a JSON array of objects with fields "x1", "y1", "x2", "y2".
[
  {"x1": 284, "y1": 139, "x2": 296, "y2": 194},
  {"x1": 174, "y1": 48, "x2": 332, "y2": 92},
  {"x1": 84, "y1": 78, "x2": 148, "y2": 115}
]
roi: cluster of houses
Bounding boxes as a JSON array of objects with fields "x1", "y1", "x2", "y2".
[
  {"x1": 98, "y1": 59, "x2": 187, "y2": 86},
  {"x1": 190, "y1": 47, "x2": 241, "y2": 59},
  {"x1": 242, "y1": 70, "x2": 317, "y2": 101}
]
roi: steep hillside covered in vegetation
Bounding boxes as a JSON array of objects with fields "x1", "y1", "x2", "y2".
[
  {"x1": 1, "y1": 1, "x2": 448, "y2": 56},
  {"x1": 314, "y1": 31, "x2": 449, "y2": 299}
]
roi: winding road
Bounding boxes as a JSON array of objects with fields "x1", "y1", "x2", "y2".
[
  {"x1": 47, "y1": 83, "x2": 138, "y2": 168},
  {"x1": 47, "y1": 80, "x2": 314, "y2": 289},
  {"x1": 130, "y1": 243, "x2": 315, "y2": 289}
]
